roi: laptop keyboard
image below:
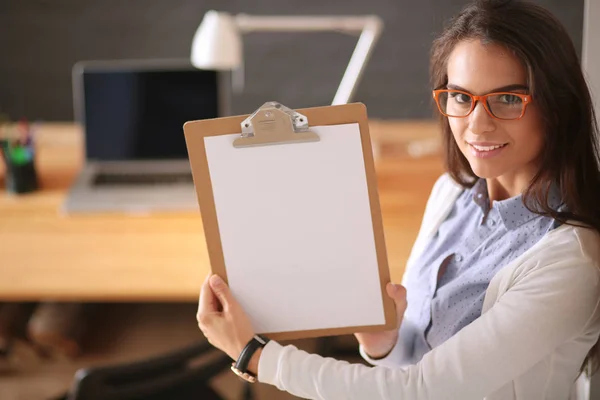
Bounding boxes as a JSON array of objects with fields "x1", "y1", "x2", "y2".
[{"x1": 93, "y1": 172, "x2": 194, "y2": 186}]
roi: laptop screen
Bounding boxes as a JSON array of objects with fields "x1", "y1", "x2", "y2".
[{"x1": 79, "y1": 64, "x2": 221, "y2": 161}]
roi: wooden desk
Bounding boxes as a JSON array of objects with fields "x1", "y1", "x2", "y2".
[{"x1": 0, "y1": 122, "x2": 444, "y2": 301}]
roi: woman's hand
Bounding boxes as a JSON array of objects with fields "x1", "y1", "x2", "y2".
[
  {"x1": 354, "y1": 283, "x2": 407, "y2": 359},
  {"x1": 196, "y1": 274, "x2": 256, "y2": 361}
]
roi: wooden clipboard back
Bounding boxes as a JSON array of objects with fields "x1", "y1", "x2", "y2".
[{"x1": 183, "y1": 102, "x2": 396, "y2": 341}]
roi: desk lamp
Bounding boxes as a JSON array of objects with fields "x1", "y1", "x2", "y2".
[{"x1": 190, "y1": 11, "x2": 383, "y2": 105}]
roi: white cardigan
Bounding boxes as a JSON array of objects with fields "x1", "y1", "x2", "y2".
[{"x1": 257, "y1": 174, "x2": 600, "y2": 399}]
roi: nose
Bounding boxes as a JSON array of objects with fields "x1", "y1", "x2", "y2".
[{"x1": 468, "y1": 101, "x2": 495, "y2": 135}]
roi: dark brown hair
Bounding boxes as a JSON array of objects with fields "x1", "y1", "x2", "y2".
[{"x1": 430, "y1": 0, "x2": 600, "y2": 375}]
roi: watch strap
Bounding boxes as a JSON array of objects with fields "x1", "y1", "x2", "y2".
[{"x1": 234, "y1": 335, "x2": 270, "y2": 375}]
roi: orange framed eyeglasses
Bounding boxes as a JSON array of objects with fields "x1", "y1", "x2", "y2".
[{"x1": 432, "y1": 89, "x2": 532, "y2": 120}]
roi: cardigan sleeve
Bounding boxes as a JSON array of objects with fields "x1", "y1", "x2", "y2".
[{"x1": 258, "y1": 254, "x2": 600, "y2": 400}]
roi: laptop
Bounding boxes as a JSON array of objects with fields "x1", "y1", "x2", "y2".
[{"x1": 63, "y1": 59, "x2": 230, "y2": 214}]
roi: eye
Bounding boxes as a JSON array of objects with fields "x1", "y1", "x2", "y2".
[
  {"x1": 497, "y1": 94, "x2": 523, "y2": 104},
  {"x1": 448, "y1": 92, "x2": 471, "y2": 104}
]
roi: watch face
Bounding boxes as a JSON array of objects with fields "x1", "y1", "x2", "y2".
[{"x1": 231, "y1": 364, "x2": 257, "y2": 383}]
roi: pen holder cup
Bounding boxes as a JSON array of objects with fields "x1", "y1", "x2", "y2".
[
  {"x1": 5, "y1": 159, "x2": 38, "y2": 194},
  {"x1": 1, "y1": 144, "x2": 39, "y2": 194}
]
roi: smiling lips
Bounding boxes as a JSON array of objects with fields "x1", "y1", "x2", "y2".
[{"x1": 466, "y1": 141, "x2": 508, "y2": 158}]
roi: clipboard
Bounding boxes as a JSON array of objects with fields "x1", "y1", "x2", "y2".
[{"x1": 183, "y1": 102, "x2": 396, "y2": 341}]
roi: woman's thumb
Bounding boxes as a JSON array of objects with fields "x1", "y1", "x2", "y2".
[{"x1": 386, "y1": 283, "x2": 407, "y2": 309}]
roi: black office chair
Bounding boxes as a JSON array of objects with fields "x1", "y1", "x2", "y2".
[{"x1": 54, "y1": 341, "x2": 254, "y2": 400}]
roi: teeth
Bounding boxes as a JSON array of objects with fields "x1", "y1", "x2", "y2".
[{"x1": 470, "y1": 143, "x2": 506, "y2": 151}]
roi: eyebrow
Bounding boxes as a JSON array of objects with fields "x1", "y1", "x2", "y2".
[{"x1": 446, "y1": 83, "x2": 529, "y2": 94}]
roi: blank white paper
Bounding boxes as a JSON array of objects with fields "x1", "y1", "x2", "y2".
[{"x1": 204, "y1": 123, "x2": 385, "y2": 334}]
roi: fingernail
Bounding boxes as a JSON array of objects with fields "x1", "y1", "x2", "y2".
[{"x1": 210, "y1": 275, "x2": 224, "y2": 288}]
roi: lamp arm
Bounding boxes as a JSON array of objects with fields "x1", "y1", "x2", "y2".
[
  {"x1": 332, "y1": 16, "x2": 382, "y2": 105},
  {"x1": 232, "y1": 15, "x2": 383, "y2": 105},
  {"x1": 235, "y1": 15, "x2": 381, "y2": 34}
]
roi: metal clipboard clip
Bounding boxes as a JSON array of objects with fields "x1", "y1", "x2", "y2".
[{"x1": 233, "y1": 102, "x2": 320, "y2": 148}]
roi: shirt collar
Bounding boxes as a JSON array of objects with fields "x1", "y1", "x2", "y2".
[{"x1": 470, "y1": 179, "x2": 563, "y2": 230}]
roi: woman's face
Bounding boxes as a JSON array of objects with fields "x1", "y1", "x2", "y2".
[{"x1": 446, "y1": 40, "x2": 544, "y2": 188}]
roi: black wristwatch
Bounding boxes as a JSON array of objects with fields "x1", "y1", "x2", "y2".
[{"x1": 231, "y1": 335, "x2": 270, "y2": 383}]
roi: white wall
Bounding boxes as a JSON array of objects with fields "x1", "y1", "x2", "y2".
[
  {"x1": 583, "y1": 0, "x2": 600, "y2": 123},
  {"x1": 584, "y1": 3, "x2": 600, "y2": 400}
]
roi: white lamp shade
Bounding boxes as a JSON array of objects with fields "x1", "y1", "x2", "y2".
[{"x1": 191, "y1": 10, "x2": 242, "y2": 70}]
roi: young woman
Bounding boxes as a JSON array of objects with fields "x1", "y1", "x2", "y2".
[{"x1": 196, "y1": 0, "x2": 600, "y2": 398}]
